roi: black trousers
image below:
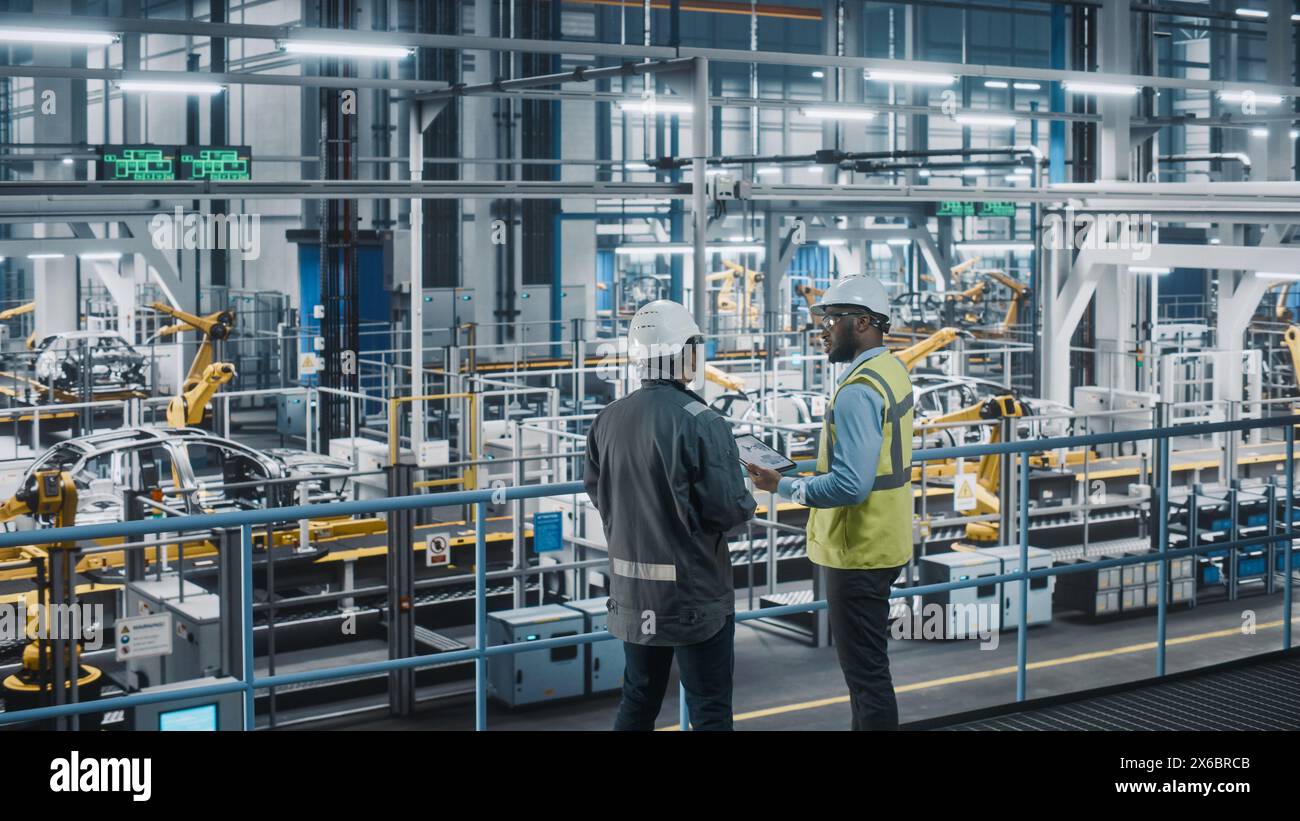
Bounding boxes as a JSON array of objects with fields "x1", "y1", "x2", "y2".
[
  {"x1": 613, "y1": 616, "x2": 735, "y2": 731},
  {"x1": 826, "y1": 565, "x2": 903, "y2": 731}
]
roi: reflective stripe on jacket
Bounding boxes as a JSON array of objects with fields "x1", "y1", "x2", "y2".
[{"x1": 584, "y1": 380, "x2": 756, "y2": 645}]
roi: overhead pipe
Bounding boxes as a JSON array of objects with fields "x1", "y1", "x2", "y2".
[
  {"x1": 420, "y1": 58, "x2": 694, "y2": 100},
  {"x1": 653, "y1": 143, "x2": 1046, "y2": 171},
  {"x1": 1157, "y1": 152, "x2": 1252, "y2": 179}
]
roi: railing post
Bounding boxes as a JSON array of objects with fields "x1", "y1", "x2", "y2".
[
  {"x1": 679, "y1": 683, "x2": 689, "y2": 731},
  {"x1": 386, "y1": 462, "x2": 416, "y2": 716},
  {"x1": 1016, "y1": 446, "x2": 1029, "y2": 703},
  {"x1": 475, "y1": 501, "x2": 488, "y2": 731},
  {"x1": 1287, "y1": 423, "x2": 1295, "y2": 651},
  {"x1": 1155, "y1": 402, "x2": 1170, "y2": 677},
  {"x1": 241, "y1": 523, "x2": 255, "y2": 731}
]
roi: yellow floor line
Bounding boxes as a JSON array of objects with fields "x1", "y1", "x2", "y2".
[{"x1": 658, "y1": 616, "x2": 1297, "y2": 730}]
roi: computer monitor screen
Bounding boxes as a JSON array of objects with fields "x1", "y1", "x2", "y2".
[{"x1": 158, "y1": 703, "x2": 218, "y2": 731}]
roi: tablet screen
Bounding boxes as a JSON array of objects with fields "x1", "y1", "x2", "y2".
[{"x1": 735, "y1": 434, "x2": 798, "y2": 473}]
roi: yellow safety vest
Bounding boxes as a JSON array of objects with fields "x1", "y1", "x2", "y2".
[{"x1": 806, "y1": 352, "x2": 914, "y2": 570}]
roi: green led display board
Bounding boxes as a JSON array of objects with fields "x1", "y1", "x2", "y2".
[
  {"x1": 97, "y1": 145, "x2": 177, "y2": 181},
  {"x1": 937, "y1": 201, "x2": 1017, "y2": 218},
  {"x1": 180, "y1": 145, "x2": 252, "y2": 181}
]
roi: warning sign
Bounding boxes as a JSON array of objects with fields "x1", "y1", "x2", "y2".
[
  {"x1": 426, "y1": 533, "x2": 450, "y2": 567},
  {"x1": 954, "y1": 472, "x2": 978, "y2": 512},
  {"x1": 115, "y1": 612, "x2": 173, "y2": 662},
  {"x1": 299, "y1": 352, "x2": 319, "y2": 375}
]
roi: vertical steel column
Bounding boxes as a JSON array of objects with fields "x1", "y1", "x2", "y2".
[
  {"x1": 475, "y1": 501, "x2": 488, "y2": 730},
  {"x1": 691, "y1": 57, "x2": 710, "y2": 328},
  {"x1": 386, "y1": 463, "x2": 415, "y2": 715}
]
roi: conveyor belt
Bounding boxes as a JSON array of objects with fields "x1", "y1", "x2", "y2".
[{"x1": 914, "y1": 649, "x2": 1300, "y2": 730}]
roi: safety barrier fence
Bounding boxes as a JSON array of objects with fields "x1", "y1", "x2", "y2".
[{"x1": 0, "y1": 413, "x2": 1295, "y2": 730}]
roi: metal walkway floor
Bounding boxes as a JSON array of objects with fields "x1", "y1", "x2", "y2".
[{"x1": 917, "y1": 650, "x2": 1300, "y2": 731}]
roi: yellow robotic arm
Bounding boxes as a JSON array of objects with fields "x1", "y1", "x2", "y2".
[
  {"x1": 0, "y1": 470, "x2": 77, "y2": 527},
  {"x1": 918, "y1": 394, "x2": 1024, "y2": 541},
  {"x1": 0, "y1": 301, "x2": 34, "y2": 321},
  {"x1": 147, "y1": 302, "x2": 236, "y2": 392},
  {"x1": 984, "y1": 270, "x2": 1029, "y2": 335},
  {"x1": 893, "y1": 327, "x2": 970, "y2": 372},
  {"x1": 167, "y1": 362, "x2": 236, "y2": 428},
  {"x1": 704, "y1": 363, "x2": 745, "y2": 392}
]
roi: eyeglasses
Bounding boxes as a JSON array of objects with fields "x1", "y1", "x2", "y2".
[{"x1": 819, "y1": 311, "x2": 867, "y2": 331}]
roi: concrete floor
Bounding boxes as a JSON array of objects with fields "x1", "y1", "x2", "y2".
[{"x1": 297, "y1": 590, "x2": 1297, "y2": 731}]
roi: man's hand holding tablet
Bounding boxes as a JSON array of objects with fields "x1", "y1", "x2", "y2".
[{"x1": 736, "y1": 434, "x2": 794, "y2": 492}]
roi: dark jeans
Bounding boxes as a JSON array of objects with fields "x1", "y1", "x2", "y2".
[
  {"x1": 826, "y1": 565, "x2": 903, "y2": 731},
  {"x1": 613, "y1": 616, "x2": 735, "y2": 731}
]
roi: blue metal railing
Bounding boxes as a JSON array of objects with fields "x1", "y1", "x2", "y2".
[{"x1": 0, "y1": 412, "x2": 1296, "y2": 729}]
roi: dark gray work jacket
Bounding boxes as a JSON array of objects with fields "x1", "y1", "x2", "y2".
[{"x1": 584, "y1": 380, "x2": 756, "y2": 646}]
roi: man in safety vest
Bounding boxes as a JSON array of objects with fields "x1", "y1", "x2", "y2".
[
  {"x1": 746, "y1": 276, "x2": 913, "y2": 731},
  {"x1": 585, "y1": 300, "x2": 756, "y2": 730}
]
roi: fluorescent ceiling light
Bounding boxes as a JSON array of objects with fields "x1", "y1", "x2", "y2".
[
  {"x1": 615, "y1": 244, "x2": 764, "y2": 255},
  {"x1": 886, "y1": 238, "x2": 911, "y2": 246},
  {"x1": 1233, "y1": 8, "x2": 1300, "y2": 20},
  {"x1": 118, "y1": 80, "x2": 224, "y2": 94},
  {"x1": 1128, "y1": 266, "x2": 1171, "y2": 275},
  {"x1": 1013, "y1": 82, "x2": 1042, "y2": 91},
  {"x1": 618, "y1": 99, "x2": 692, "y2": 115},
  {"x1": 756, "y1": 166, "x2": 782, "y2": 176},
  {"x1": 1257, "y1": 272, "x2": 1300, "y2": 281},
  {"x1": 866, "y1": 69, "x2": 956, "y2": 86},
  {"x1": 61, "y1": 157, "x2": 74, "y2": 165},
  {"x1": 1251, "y1": 128, "x2": 1269, "y2": 137},
  {"x1": 1219, "y1": 90, "x2": 1284, "y2": 105},
  {"x1": 27, "y1": 253, "x2": 65, "y2": 259},
  {"x1": 983, "y1": 80, "x2": 1008, "y2": 89},
  {"x1": 817, "y1": 239, "x2": 847, "y2": 246},
  {"x1": 1064, "y1": 81, "x2": 1140, "y2": 97},
  {"x1": 955, "y1": 113, "x2": 1018, "y2": 127},
  {"x1": 1009, "y1": 167, "x2": 1032, "y2": 175},
  {"x1": 623, "y1": 161, "x2": 651, "y2": 171},
  {"x1": 727, "y1": 235, "x2": 756, "y2": 242},
  {"x1": 811, "y1": 70, "x2": 825, "y2": 79},
  {"x1": 79, "y1": 251, "x2": 123, "y2": 260},
  {"x1": 1209, "y1": 238, "x2": 1221, "y2": 245},
  {"x1": 806, "y1": 166, "x2": 824, "y2": 174},
  {"x1": 961, "y1": 168, "x2": 989, "y2": 176},
  {"x1": 0, "y1": 27, "x2": 117, "y2": 45},
  {"x1": 281, "y1": 41, "x2": 414, "y2": 59},
  {"x1": 1004, "y1": 175, "x2": 1024, "y2": 182},
  {"x1": 800, "y1": 106, "x2": 876, "y2": 121},
  {"x1": 954, "y1": 242, "x2": 1035, "y2": 254},
  {"x1": 918, "y1": 169, "x2": 932, "y2": 178}
]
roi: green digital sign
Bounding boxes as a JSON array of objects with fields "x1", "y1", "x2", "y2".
[
  {"x1": 180, "y1": 145, "x2": 252, "y2": 181},
  {"x1": 937, "y1": 201, "x2": 1017, "y2": 218},
  {"x1": 97, "y1": 145, "x2": 177, "y2": 181}
]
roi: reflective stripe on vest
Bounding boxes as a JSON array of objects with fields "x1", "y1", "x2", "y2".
[
  {"x1": 611, "y1": 557, "x2": 678, "y2": 582},
  {"x1": 804, "y1": 351, "x2": 914, "y2": 570}
]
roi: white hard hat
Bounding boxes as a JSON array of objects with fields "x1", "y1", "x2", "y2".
[
  {"x1": 809, "y1": 276, "x2": 892, "y2": 319},
  {"x1": 627, "y1": 300, "x2": 706, "y2": 390}
]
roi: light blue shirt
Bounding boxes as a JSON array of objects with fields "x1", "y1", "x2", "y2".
[{"x1": 777, "y1": 346, "x2": 887, "y2": 508}]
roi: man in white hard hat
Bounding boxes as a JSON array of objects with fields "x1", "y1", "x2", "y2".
[
  {"x1": 746, "y1": 276, "x2": 913, "y2": 731},
  {"x1": 584, "y1": 300, "x2": 756, "y2": 730}
]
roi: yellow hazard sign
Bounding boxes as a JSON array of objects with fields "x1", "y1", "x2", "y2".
[{"x1": 954, "y1": 472, "x2": 978, "y2": 512}]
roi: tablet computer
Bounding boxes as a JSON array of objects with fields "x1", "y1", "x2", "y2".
[{"x1": 735, "y1": 434, "x2": 798, "y2": 473}]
